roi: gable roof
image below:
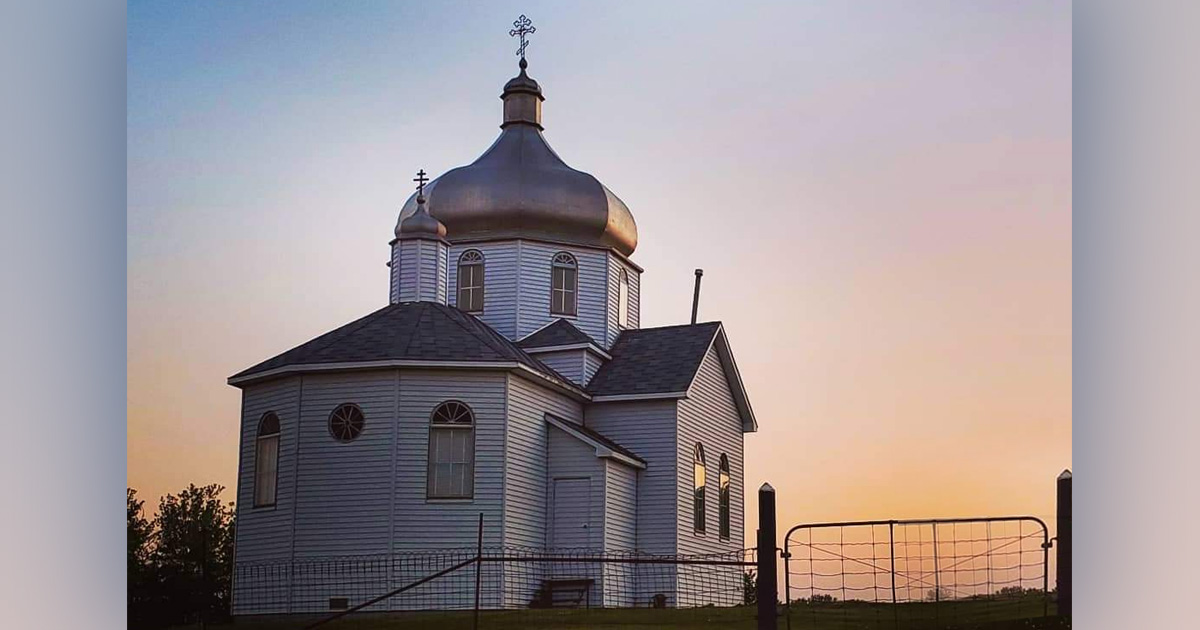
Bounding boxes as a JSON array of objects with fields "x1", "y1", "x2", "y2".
[
  {"x1": 228, "y1": 301, "x2": 579, "y2": 394},
  {"x1": 546, "y1": 414, "x2": 646, "y2": 469},
  {"x1": 586, "y1": 322, "x2": 757, "y2": 432},
  {"x1": 518, "y1": 318, "x2": 597, "y2": 349},
  {"x1": 586, "y1": 322, "x2": 721, "y2": 398}
]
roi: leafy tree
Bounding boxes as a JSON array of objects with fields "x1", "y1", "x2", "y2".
[
  {"x1": 127, "y1": 484, "x2": 236, "y2": 629},
  {"x1": 152, "y1": 484, "x2": 236, "y2": 625},
  {"x1": 127, "y1": 489, "x2": 155, "y2": 626}
]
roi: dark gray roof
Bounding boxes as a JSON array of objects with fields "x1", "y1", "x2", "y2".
[
  {"x1": 230, "y1": 301, "x2": 572, "y2": 387},
  {"x1": 517, "y1": 318, "x2": 598, "y2": 349},
  {"x1": 573, "y1": 422, "x2": 645, "y2": 464},
  {"x1": 586, "y1": 322, "x2": 722, "y2": 397}
]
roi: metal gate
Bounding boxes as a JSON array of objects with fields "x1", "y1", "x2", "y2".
[{"x1": 783, "y1": 516, "x2": 1052, "y2": 629}]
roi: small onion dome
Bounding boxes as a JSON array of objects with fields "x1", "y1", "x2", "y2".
[
  {"x1": 394, "y1": 62, "x2": 638, "y2": 256},
  {"x1": 396, "y1": 194, "x2": 446, "y2": 240}
]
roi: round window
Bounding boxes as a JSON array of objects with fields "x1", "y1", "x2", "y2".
[{"x1": 328, "y1": 403, "x2": 365, "y2": 442}]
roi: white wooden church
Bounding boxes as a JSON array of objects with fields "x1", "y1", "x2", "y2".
[{"x1": 229, "y1": 38, "x2": 757, "y2": 615}]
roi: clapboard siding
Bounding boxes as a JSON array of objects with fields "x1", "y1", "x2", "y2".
[
  {"x1": 604, "y1": 461, "x2": 637, "y2": 551},
  {"x1": 235, "y1": 377, "x2": 302, "y2": 565},
  {"x1": 292, "y1": 371, "x2": 396, "y2": 557},
  {"x1": 547, "y1": 426, "x2": 605, "y2": 550},
  {"x1": 390, "y1": 243, "x2": 402, "y2": 304},
  {"x1": 605, "y1": 254, "x2": 642, "y2": 347},
  {"x1": 582, "y1": 350, "x2": 605, "y2": 386},
  {"x1": 527, "y1": 348, "x2": 586, "y2": 386},
  {"x1": 516, "y1": 241, "x2": 608, "y2": 344},
  {"x1": 676, "y1": 346, "x2": 744, "y2": 558},
  {"x1": 392, "y1": 370, "x2": 508, "y2": 550},
  {"x1": 396, "y1": 240, "x2": 448, "y2": 304},
  {"x1": 504, "y1": 375, "x2": 584, "y2": 550},
  {"x1": 584, "y1": 400, "x2": 678, "y2": 555},
  {"x1": 448, "y1": 242, "x2": 520, "y2": 337}
]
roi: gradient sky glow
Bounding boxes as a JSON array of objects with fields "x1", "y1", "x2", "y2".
[{"x1": 128, "y1": 1, "x2": 1071, "y2": 546}]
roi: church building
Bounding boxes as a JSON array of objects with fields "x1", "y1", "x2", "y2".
[{"x1": 229, "y1": 35, "x2": 757, "y2": 614}]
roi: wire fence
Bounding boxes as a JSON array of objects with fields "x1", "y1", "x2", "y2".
[
  {"x1": 232, "y1": 546, "x2": 758, "y2": 628},
  {"x1": 783, "y1": 517, "x2": 1053, "y2": 629}
]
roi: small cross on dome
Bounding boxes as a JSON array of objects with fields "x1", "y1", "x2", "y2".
[
  {"x1": 413, "y1": 169, "x2": 429, "y2": 198},
  {"x1": 509, "y1": 15, "x2": 535, "y2": 62}
]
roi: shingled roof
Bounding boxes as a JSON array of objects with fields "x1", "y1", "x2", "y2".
[
  {"x1": 586, "y1": 322, "x2": 722, "y2": 397},
  {"x1": 228, "y1": 301, "x2": 575, "y2": 390},
  {"x1": 517, "y1": 318, "x2": 599, "y2": 350}
]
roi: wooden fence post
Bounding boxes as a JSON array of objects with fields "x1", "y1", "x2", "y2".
[
  {"x1": 1056, "y1": 470, "x2": 1072, "y2": 617},
  {"x1": 757, "y1": 483, "x2": 777, "y2": 630}
]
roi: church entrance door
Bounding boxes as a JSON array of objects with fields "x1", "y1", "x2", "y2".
[{"x1": 551, "y1": 477, "x2": 592, "y2": 549}]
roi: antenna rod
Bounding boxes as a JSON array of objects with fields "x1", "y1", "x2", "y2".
[{"x1": 691, "y1": 269, "x2": 704, "y2": 324}]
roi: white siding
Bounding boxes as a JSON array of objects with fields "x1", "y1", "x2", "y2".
[
  {"x1": 503, "y1": 375, "x2": 584, "y2": 550},
  {"x1": 584, "y1": 400, "x2": 677, "y2": 555},
  {"x1": 390, "y1": 243, "x2": 401, "y2": 304},
  {"x1": 448, "y1": 241, "x2": 520, "y2": 337},
  {"x1": 292, "y1": 371, "x2": 397, "y2": 557},
  {"x1": 515, "y1": 241, "x2": 608, "y2": 344},
  {"x1": 391, "y1": 370, "x2": 508, "y2": 550},
  {"x1": 676, "y1": 346, "x2": 745, "y2": 607},
  {"x1": 396, "y1": 240, "x2": 448, "y2": 304},
  {"x1": 605, "y1": 254, "x2": 642, "y2": 347},
  {"x1": 526, "y1": 348, "x2": 587, "y2": 386},
  {"x1": 603, "y1": 460, "x2": 639, "y2": 607},
  {"x1": 582, "y1": 350, "x2": 605, "y2": 386}
]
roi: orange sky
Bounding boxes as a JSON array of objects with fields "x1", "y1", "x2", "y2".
[{"x1": 128, "y1": 2, "x2": 1070, "y2": 547}]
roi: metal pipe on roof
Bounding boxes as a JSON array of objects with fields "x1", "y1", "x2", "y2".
[{"x1": 691, "y1": 269, "x2": 704, "y2": 324}]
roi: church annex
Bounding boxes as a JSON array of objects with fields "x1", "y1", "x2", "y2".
[{"x1": 229, "y1": 36, "x2": 757, "y2": 614}]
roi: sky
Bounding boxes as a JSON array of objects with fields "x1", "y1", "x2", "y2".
[{"x1": 128, "y1": 0, "x2": 1071, "y2": 548}]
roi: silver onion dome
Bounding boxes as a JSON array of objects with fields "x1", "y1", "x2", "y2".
[
  {"x1": 395, "y1": 193, "x2": 446, "y2": 240},
  {"x1": 395, "y1": 61, "x2": 638, "y2": 256}
]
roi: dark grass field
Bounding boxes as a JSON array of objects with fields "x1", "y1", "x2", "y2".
[{"x1": 177, "y1": 595, "x2": 1065, "y2": 630}]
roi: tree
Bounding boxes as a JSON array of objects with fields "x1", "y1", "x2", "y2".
[
  {"x1": 127, "y1": 484, "x2": 236, "y2": 629},
  {"x1": 152, "y1": 484, "x2": 236, "y2": 625},
  {"x1": 128, "y1": 489, "x2": 155, "y2": 626}
]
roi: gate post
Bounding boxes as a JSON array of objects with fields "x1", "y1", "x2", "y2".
[
  {"x1": 1056, "y1": 470, "x2": 1072, "y2": 617},
  {"x1": 757, "y1": 483, "x2": 777, "y2": 630}
]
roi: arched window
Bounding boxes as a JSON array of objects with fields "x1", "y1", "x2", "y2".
[
  {"x1": 254, "y1": 412, "x2": 281, "y2": 507},
  {"x1": 457, "y1": 250, "x2": 485, "y2": 313},
  {"x1": 618, "y1": 269, "x2": 630, "y2": 328},
  {"x1": 550, "y1": 252, "x2": 578, "y2": 316},
  {"x1": 693, "y1": 443, "x2": 707, "y2": 534},
  {"x1": 427, "y1": 401, "x2": 475, "y2": 499},
  {"x1": 719, "y1": 454, "x2": 731, "y2": 540},
  {"x1": 328, "y1": 403, "x2": 365, "y2": 442}
]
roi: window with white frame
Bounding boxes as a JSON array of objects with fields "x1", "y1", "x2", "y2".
[
  {"x1": 618, "y1": 268, "x2": 630, "y2": 328},
  {"x1": 254, "y1": 412, "x2": 281, "y2": 507},
  {"x1": 693, "y1": 443, "x2": 707, "y2": 534},
  {"x1": 457, "y1": 250, "x2": 485, "y2": 313},
  {"x1": 719, "y1": 454, "x2": 731, "y2": 540},
  {"x1": 550, "y1": 252, "x2": 578, "y2": 316},
  {"x1": 427, "y1": 401, "x2": 475, "y2": 499}
]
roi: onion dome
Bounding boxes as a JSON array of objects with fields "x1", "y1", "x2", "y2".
[
  {"x1": 395, "y1": 61, "x2": 638, "y2": 256},
  {"x1": 395, "y1": 193, "x2": 446, "y2": 240}
]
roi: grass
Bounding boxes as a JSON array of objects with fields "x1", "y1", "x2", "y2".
[{"x1": 176, "y1": 596, "x2": 1065, "y2": 630}]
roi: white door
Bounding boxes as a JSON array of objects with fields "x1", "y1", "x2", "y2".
[{"x1": 551, "y1": 477, "x2": 592, "y2": 549}]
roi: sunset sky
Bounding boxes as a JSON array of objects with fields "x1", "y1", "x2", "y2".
[{"x1": 128, "y1": 0, "x2": 1071, "y2": 546}]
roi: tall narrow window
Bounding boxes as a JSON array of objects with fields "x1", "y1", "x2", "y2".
[
  {"x1": 719, "y1": 454, "x2": 731, "y2": 540},
  {"x1": 550, "y1": 252, "x2": 578, "y2": 316},
  {"x1": 457, "y1": 250, "x2": 485, "y2": 313},
  {"x1": 254, "y1": 413, "x2": 280, "y2": 507},
  {"x1": 427, "y1": 401, "x2": 475, "y2": 499},
  {"x1": 618, "y1": 269, "x2": 630, "y2": 328},
  {"x1": 693, "y1": 443, "x2": 707, "y2": 534}
]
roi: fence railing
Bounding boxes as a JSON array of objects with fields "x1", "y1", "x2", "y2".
[
  {"x1": 232, "y1": 545, "x2": 758, "y2": 628},
  {"x1": 783, "y1": 516, "x2": 1052, "y2": 629}
]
